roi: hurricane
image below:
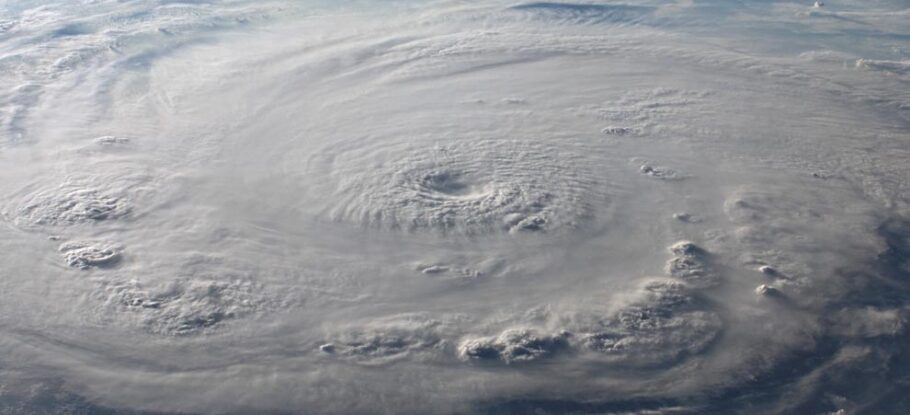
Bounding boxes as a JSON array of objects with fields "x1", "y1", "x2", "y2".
[{"x1": 1, "y1": 1, "x2": 909, "y2": 414}]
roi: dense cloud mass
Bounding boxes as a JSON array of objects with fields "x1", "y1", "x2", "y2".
[{"x1": 0, "y1": 0, "x2": 909, "y2": 414}]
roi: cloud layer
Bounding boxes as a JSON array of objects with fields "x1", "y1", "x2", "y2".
[{"x1": 0, "y1": 1, "x2": 909, "y2": 414}]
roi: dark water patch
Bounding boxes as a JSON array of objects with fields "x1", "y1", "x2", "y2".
[
  {"x1": 471, "y1": 396, "x2": 691, "y2": 415},
  {"x1": 49, "y1": 23, "x2": 95, "y2": 39}
]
